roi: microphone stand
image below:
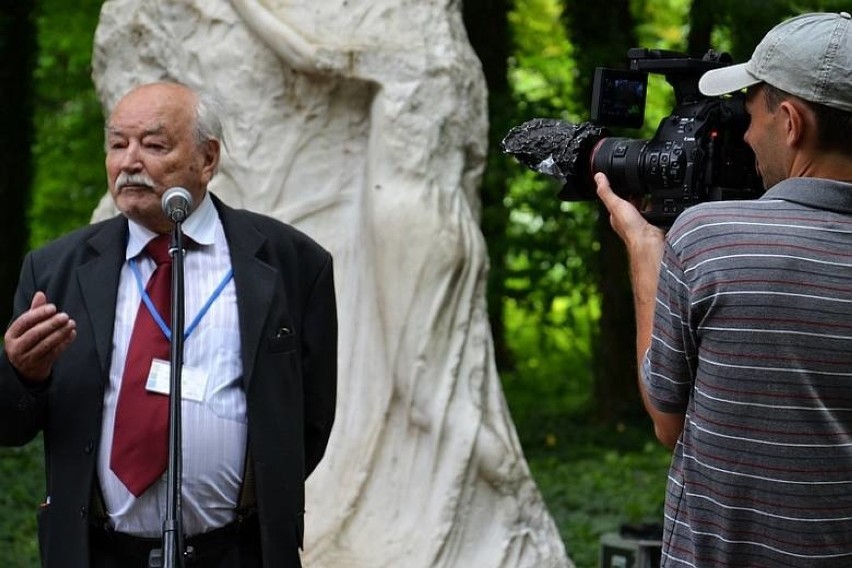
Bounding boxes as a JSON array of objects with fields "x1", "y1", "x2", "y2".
[{"x1": 149, "y1": 222, "x2": 191, "y2": 567}]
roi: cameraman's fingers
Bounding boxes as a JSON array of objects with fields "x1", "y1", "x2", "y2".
[{"x1": 595, "y1": 173, "x2": 647, "y2": 243}]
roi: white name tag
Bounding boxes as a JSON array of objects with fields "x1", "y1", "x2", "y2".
[{"x1": 145, "y1": 359, "x2": 208, "y2": 402}]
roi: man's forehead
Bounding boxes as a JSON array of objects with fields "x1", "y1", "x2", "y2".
[
  {"x1": 118, "y1": 83, "x2": 193, "y2": 106},
  {"x1": 108, "y1": 96, "x2": 193, "y2": 136},
  {"x1": 106, "y1": 123, "x2": 168, "y2": 136}
]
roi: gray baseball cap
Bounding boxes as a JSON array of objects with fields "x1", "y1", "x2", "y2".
[{"x1": 699, "y1": 12, "x2": 852, "y2": 112}]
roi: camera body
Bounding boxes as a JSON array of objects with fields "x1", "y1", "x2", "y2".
[{"x1": 583, "y1": 48, "x2": 761, "y2": 225}]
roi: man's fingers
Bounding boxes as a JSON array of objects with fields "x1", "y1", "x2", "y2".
[
  {"x1": 5, "y1": 291, "x2": 55, "y2": 343},
  {"x1": 30, "y1": 291, "x2": 47, "y2": 310},
  {"x1": 4, "y1": 295, "x2": 77, "y2": 381},
  {"x1": 595, "y1": 173, "x2": 618, "y2": 205},
  {"x1": 595, "y1": 172, "x2": 635, "y2": 220},
  {"x1": 5, "y1": 319, "x2": 76, "y2": 382},
  {"x1": 41, "y1": 323, "x2": 77, "y2": 364},
  {"x1": 594, "y1": 171, "x2": 664, "y2": 250},
  {"x1": 5, "y1": 302, "x2": 60, "y2": 342},
  {"x1": 22, "y1": 315, "x2": 75, "y2": 353}
]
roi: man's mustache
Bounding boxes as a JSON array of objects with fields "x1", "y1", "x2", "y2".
[{"x1": 115, "y1": 172, "x2": 155, "y2": 191}]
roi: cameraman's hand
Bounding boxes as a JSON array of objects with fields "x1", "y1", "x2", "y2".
[
  {"x1": 596, "y1": 173, "x2": 680, "y2": 443},
  {"x1": 595, "y1": 171, "x2": 665, "y2": 303},
  {"x1": 595, "y1": 173, "x2": 664, "y2": 251}
]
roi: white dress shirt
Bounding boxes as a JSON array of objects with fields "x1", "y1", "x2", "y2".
[{"x1": 97, "y1": 192, "x2": 248, "y2": 537}]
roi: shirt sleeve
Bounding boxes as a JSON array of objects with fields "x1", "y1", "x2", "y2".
[{"x1": 643, "y1": 240, "x2": 696, "y2": 414}]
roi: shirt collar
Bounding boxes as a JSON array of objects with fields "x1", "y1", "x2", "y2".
[
  {"x1": 125, "y1": 191, "x2": 218, "y2": 260},
  {"x1": 761, "y1": 177, "x2": 852, "y2": 214}
]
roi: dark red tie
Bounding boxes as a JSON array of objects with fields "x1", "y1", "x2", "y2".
[{"x1": 110, "y1": 234, "x2": 172, "y2": 497}]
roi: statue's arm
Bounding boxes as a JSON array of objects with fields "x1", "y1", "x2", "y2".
[{"x1": 228, "y1": 0, "x2": 347, "y2": 75}]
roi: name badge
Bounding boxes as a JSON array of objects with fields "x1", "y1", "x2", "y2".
[{"x1": 145, "y1": 359, "x2": 208, "y2": 402}]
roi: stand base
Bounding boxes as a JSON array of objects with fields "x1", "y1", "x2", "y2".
[{"x1": 599, "y1": 532, "x2": 661, "y2": 568}]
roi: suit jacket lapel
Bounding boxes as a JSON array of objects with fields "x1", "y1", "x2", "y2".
[
  {"x1": 76, "y1": 216, "x2": 128, "y2": 378},
  {"x1": 80, "y1": 198, "x2": 277, "y2": 389},
  {"x1": 213, "y1": 195, "x2": 276, "y2": 392}
]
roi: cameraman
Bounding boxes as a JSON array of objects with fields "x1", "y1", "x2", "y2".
[{"x1": 596, "y1": 11, "x2": 852, "y2": 567}]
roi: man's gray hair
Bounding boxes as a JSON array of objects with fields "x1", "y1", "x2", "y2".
[{"x1": 194, "y1": 90, "x2": 226, "y2": 148}]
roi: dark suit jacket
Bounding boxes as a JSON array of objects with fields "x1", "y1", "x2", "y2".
[{"x1": 0, "y1": 195, "x2": 338, "y2": 567}]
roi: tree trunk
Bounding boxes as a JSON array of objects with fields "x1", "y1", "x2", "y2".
[
  {"x1": 688, "y1": 0, "x2": 715, "y2": 56},
  {"x1": 562, "y1": 0, "x2": 645, "y2": 423},
  {"x1": 0, "y1": 2, "x2": 36, "y2": 325},
  {"x1": 462, "y1": 0, "x2": 516, "y2": 370}
]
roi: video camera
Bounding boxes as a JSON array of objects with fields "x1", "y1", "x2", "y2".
[{"x1": 501, "y1": 48, "x2": 762, "y2": 226}]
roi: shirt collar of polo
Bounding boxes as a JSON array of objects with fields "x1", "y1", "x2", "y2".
[{"x1": 760, "y1": 177, "x2": 852, "y2": 215}]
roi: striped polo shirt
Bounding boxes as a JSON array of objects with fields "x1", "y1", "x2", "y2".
[{"x1": 644, "y1": 177, "x2": 852, "y2": 567}]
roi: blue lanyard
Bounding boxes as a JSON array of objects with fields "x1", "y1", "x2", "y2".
[{"x1": 129, "y1": 257, "x2": 234, "y2": 341}]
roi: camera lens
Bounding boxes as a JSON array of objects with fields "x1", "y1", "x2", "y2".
[{"x1": 590, "y1": 137, "x2": 648, "y2": 197}]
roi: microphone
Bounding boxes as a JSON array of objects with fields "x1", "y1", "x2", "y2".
[{"x1": 161, "y1": 187, "x2": 193, "y2": 223}]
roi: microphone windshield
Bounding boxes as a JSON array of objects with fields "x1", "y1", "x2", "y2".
[{"x1": 161, "y1": 187, "x2": 193, "y2": 223}]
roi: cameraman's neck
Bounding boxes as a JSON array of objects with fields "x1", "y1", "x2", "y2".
[{"x1": 789, "y1": 152, "x2": 852, "y2": 183}]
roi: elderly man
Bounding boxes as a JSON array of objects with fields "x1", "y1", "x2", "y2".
[{"x1": 0, "y1": 82, "x2": 337, "y2": 567}]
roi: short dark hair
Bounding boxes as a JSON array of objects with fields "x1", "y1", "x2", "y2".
[{"x1": 762, "y1": 83, "x2": 852, "y2": 153}]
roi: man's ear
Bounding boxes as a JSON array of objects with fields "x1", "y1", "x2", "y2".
[
  {"x1": 200, "y1": 138, "x2": 221, "y2": 185},
  {"x1": 778, "y1": 99, "x2": 811, "y2": 148}
]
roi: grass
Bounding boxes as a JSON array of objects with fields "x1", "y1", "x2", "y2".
[
  {"x1": 520, "y1": 417, "x2": 670, "y2": 568},
  {"x1": 0, "y1": 438, "x2": 44, "y2": 567}
]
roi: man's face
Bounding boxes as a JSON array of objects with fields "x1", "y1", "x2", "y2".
[
  {"x1": 743, "y1": 84, "x2": 787, "y2": 190},
  {"x1": 105, "y1": 84, "x2": 218, "y2": 233}
]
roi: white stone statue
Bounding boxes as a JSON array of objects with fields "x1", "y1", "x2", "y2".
[{"x1": 92, "y1": 1, "x2": 571, "y2": 566}]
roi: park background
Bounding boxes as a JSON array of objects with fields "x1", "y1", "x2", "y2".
[{"x1": 0, "y1": 0, "x2": 846, "y2": 566}]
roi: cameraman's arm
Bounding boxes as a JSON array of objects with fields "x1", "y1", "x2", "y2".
[{"x1": 595, "y1": 173, "x2": 683, "y2": 449}]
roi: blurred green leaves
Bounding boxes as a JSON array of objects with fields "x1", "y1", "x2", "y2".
[{"x1": 29, "y1": 0, "x2": 105, "y2": 249}]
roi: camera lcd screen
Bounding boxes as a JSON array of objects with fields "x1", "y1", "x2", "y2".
[{"x1": 591, "y1": 68, "x2": 647, "y2": 129}]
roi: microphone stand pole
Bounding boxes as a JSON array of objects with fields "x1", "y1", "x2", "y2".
[{"x1": 149, "y1": 223, "x2": 190, "y2": 567}]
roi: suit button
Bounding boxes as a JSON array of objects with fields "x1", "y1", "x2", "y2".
[
  {"x1": 84, "y1": 440, "x2": 95, "y2": 454},
  {"x1": 80, "y1": 505, "x2": 87, "y2": 519}
]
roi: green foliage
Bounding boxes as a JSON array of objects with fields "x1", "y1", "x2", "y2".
[
  {"x1": 500, "y1": 184, "x2": 601, "y2": 422},
  {"x1": 0, "y1": 1, "x2": 103, "y2": 563},
  {"x1": 504, "y1": 174, "x2": 600, "y2": 320},
  {"x1": 502, "y1": 0, "x2": 694, "y2": 418},
  {"x1": 504, "y1": 0, "x2": 602, "y2": 389},
  {"x1": 633, "y1": 0, "x2": 691, "y2": 48},
  {"x1": 509, "y1": 0, "x2": 581, "y2": 119},
  {"x1": 528, "y1": 433, "x2": 670, "y2": 568},
  {"x1": 708, "y1": 0, "x2": 851, "y2": 62},
  {"x1": 0, "y1": 439, "x2": 44, "y2": 567},
  {"x1": 29, "y1": 0, "x2": 105, "y2": 249}
]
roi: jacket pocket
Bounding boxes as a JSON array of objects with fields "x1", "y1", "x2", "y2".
[{"x1": 268, "y1": 326, "x2": 296, "y2": 353}]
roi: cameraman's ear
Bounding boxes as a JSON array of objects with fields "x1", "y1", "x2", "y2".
[{"x1": 778, "y1": 99, "x2": 810, "y2": 148}]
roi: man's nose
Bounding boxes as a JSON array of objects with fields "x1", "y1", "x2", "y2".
[{"x1": 119, "y1": 142, "x2": 143, "y2": 171}]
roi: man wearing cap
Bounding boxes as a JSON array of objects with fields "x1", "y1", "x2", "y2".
[{"x1": 596, "y1": 11, "x2": 852, "y2": 567}]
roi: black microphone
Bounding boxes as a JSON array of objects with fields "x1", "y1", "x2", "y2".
[{"x1": 161, "y1": 187, "x2": 193, "y2": 223}]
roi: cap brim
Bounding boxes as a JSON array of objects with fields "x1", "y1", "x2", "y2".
[{"x1": 699, "y1": 63, "x2": 761, "y2": 96}]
